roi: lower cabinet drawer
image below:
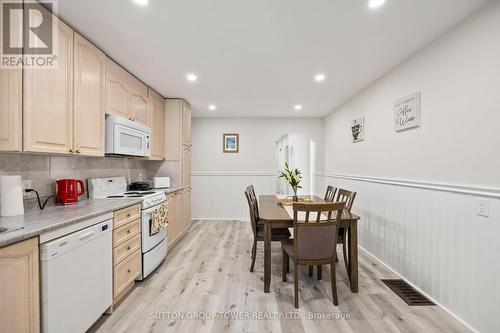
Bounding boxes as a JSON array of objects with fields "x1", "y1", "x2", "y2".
[
  {"x1": 113, "y1": 219, "x2": 141, "y2": 246},
  {"x1": 114, "y1": 233, "x2": 141, "y2": 266},
  {"x1": 114, "y1": 249, "x2": 141, "y2": 298},
  {"x1": 113, "y1": 204, "x2": 141, "y2": 229}
]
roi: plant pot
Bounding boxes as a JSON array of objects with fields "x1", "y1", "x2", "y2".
[{"x1": 293, "y1": 195, "x2": 299, "y2": 202}]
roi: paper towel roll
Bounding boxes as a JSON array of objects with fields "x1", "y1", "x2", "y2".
[{"x1": 0, "y1": 175, "x2": 25, "y2": 217}]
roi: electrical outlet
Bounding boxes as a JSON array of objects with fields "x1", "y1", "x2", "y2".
[
  {"x1": 22, "y1": 180, "x2": 32, "y2": 197},
  {"x1": 476, "y1": 198, "x2": 489, "y2": 217}
]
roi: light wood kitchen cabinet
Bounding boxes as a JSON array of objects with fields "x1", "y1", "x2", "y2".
[
  {"x1": 149, "y1": 89, "x2": 165, "y2": 160},
  {"x1": 105, "y1": 57, "x2": 131, "y2": 119},
  {"x1": 0, "y1": 68, "x2": 22, "y2": 151},
  {"x1": 130, "y1": 78, "x2": 150, "y2": 126},
  {"x1": 105, "y1": 57, "x2": 151, "y2": 126},
  {"x1": 0, "y1": 7, "x2": 22, "y2": 152},
  {"x1": 165, "y1": 99, "x2": 192, "y2": 160},
  {"x1": 182, "y1": 145, "x2": 192, "y2": 186},
  {"x1": 109, "y1": 204, "x2": 142, "y2": 312},
  {"x1": 23, "y1": 6, "x2": 74, "y2": 154},
  {"x1": 167, "y1": 189, "x2": 192, "y2": 249},
  {"x1": 182, "y1": 102, "x2": 192, "y2": 145},
  {"x1": 183, "y1": 187, "x2": 192, "y2": 230},
  {"x1": 165, "y1": 99, "x2": 183, "y2": 161},
  {"x1": 0, "y1": 237, "x2": 40, "y2": 333},
  {"x1": 73, "y1": 33, "x2": 106, "y2": 156}
]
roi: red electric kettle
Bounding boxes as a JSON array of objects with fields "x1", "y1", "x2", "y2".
[{"x1": 56, "y1": 179, "x2": 85, "y2": 205}]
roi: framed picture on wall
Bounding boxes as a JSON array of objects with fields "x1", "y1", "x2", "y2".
[
  {"x1": 223, "y1": 133, "x2": 239, "y2": 153},
  {"x1": 351, "y1": 116, "x2": 365, "y2": 142},
  {"x1": 394, "y1": 92, "x2": 421, "y2": 131}
]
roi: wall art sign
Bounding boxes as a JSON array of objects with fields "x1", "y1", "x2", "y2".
[
  {"x1": 394, "y1": 92, "x2": 421, "y2": 131},
  {"x1": 351, "y1": 116, "x2": 364, "y2": 142},
  {"x1": 223, "y1": 133, "x2": 239, "y2": 153}
]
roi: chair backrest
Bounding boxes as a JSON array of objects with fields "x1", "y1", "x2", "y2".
[
  {"x1": 336, "y1": 189, "x2": 356, "y2": 212},
  {"x1": 324, "y1": 185, "x2": 338, "y2": 202},
  {"x1": 292, "y1": 202, "x2": 346, "y2": 262},
  {"x1": 244, "y1": 186, "x2": 259, "y2": 237},
  {"x1": 248, "y1": 185, "x2": 259, "y2": 216}
]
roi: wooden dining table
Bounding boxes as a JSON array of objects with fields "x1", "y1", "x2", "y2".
[{"x1": 258, "y1": 195, "x2": 361, "y2": 293}]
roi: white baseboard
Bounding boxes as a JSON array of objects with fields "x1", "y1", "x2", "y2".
[{"x1": 359, "y1": 246, "x2": 478, "y2": 333}]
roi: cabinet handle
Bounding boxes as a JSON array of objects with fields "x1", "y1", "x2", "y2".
[
  {"x1": 69, "y1": 149, "x2": 74, "y2": 153},
  {"x1": 127, "y1": 230, "x2": 131, "y2": 234},
  {"x1": 127, "y1": 213, "x2": 131, "y2": 217},
  {"x1": 127, "y1": 246, "x2": 131, "y2": 250},
  {"x1": 128, "y1": 269, "x2": 131, "y2": 273},
  {"x1": 76, "y1": 149, "x2": 81, "y2": 154}
]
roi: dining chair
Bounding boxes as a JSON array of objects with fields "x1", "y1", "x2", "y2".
[
  {"x1": 324, "y1": 185, "x2": 338, "y2": 202},
  {"x1": 336, "y1": 189, "x2": 357, "y2": 274},
  {"x1": 281, "y1": 201, "x2": 346, "y2": 308},
  {"x1": 244, "y1": 186, "x2": 291, "y2": 272},
  {"x1": 307, "y1": 185, "x2": 338, "y2": 277}
]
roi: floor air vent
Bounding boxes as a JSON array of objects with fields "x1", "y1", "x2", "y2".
[{"x1": 381, "y1": 279, "x2": 435, "y2": 306}]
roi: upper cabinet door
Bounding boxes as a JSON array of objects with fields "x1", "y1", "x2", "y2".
[
  {"x1": 73, "y1": 33, "x2": 105, "y2": 156},
  {"x1": 129, "y1": 77, "x2": 150, "y2": 126},
  {"x1": 149, "y1": 89, "x2": 165, "y2": 160},
  {"x1": 165, "y1": 99, "x2": 182, "y2": 161},
  {"x1": 182, "y1": 101, "x2": 192, "y2": 145},
  {"x1": 0, "y1": 6, "x2": 22, "y2": 152},
  {"x1": 23, "y1": 6, "x2": 74, "y2": 154},
  {"x1": 105, "y1": 57, "x2": 131, "y2": 119},
  {"x1": 0, "y1": 69, "x2": 22, "y2": 152}
]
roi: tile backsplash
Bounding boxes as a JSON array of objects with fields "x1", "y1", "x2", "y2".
[{"x1": 0, "y1": 153, "x2": 180, "y2": 209}]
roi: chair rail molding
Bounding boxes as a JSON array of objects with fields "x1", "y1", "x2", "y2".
[{"x1": 317, "y1": 173, "x2": 500, "y2": 199}]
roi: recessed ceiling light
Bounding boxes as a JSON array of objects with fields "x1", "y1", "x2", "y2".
[
  {"x1": 208, "y1": 104, "x2": 217, "y2": 111},
  {"x1": 133, "y1": 0, "x2": 148, "y2": 6},
  {"x1": 186, "y1": 73, "x2": 198, "y2": 82},
  {"x1": 294, "y1": 104, "x2": 303, "y2": 111},
  {"x1": 368, "y1": 0, "x2": 386, "y2": 9},
  {"x1": 314, "y1": 73, "x2": 326, "y2": 82}
]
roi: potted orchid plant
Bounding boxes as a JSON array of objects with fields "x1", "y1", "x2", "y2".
[{"x1": 279, "y1": 163, "x2": 302, "y2": 201}]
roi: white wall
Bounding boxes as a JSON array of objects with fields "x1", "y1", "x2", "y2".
[
  {"x1": 322, "y1": 3, "x2": 500, "y2": 332},
  {"x1": 191, "y1": 117, "x2": 323, "y2": 219},
  {"x1": 324, "y1": 3, "x2": 500, "y2": 189}
]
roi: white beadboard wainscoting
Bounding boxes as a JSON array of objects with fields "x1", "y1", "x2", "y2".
[
  {"x1": 317, "y1": 173, "x2": 500, "y2": 333},
  {"x1": 191, "y1": 172, "x2": 278, "y2": 220}
]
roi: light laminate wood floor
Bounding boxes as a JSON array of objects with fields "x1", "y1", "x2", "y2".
[{"x1": 90, "y1": 220, "x2": 470, "y2": 333}]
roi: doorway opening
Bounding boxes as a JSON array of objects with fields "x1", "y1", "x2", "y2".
[{"x1": 276, "y1": 133, "x2": 316, "y2": 196}]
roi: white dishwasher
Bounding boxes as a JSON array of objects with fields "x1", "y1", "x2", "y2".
[{"x1": 40, "y1": 219, "x2": 113, "y2": 333}]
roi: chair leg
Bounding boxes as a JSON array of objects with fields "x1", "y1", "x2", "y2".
[
  {"x1": 285, "y1": 254, "x2": 290, "y2": 274},
  {"x1": 317, "y1": 265, "x2": 322, "y2": 280},
  {"x1": 294, "y1": 264, "x2": 299, "y2": 308},
  {"x1": 335, "y1": 248, "x2": 339, "y2": 262},
  {"x1": 342, "y1": 229, "x2": 349, "y2": 274},
  {"x1": 308, "y1": 265, "x2": 313, "y2": 277},
  {"x1": 282, "y1": 249, "x2": 288, "y2": 282},
  {"x1": 331, "y1": 262, "x2": 338, "y2": 306},
  {"x1": 251, "y1": 241, "x2": 255, "y2": 259},
  {"x1": 250, "y1": 240, "x2": 257, "y2": 272}
]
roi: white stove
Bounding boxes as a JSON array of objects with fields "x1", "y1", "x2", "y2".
[
  {"x1": 88, "y1": 177, "x2": 168, "y2": 280},
  {"x1": 88, "y1": 177, "x2": 166, "y2": 209}
]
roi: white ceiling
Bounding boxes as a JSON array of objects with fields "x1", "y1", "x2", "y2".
[{"x1": 57, "y1": 0, "x2": 489, "y2": 117}]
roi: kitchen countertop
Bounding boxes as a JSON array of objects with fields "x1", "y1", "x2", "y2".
[
  {"x1": 160, "y1": 186, "x2": 187, "y2": 195},
  {"x1": 0, "y1": 198, "x2": 142, "y2": 248}
]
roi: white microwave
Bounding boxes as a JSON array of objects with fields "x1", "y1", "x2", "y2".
[{"x1": 105, "y1": 115, "x2": 151, "y2": 157}]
